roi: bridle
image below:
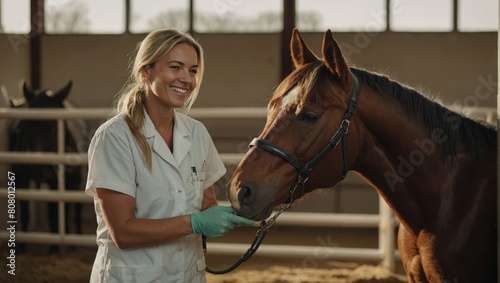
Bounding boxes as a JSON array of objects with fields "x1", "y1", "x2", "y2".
[
  {"x1": 204, "y1": 75, "x2": 361, "y2": 274},
  {"x1": 252, "y1": 75, "x2": 360, "y2": 206}
]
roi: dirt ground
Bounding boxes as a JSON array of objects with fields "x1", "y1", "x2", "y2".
[{"x1": 1, "y1": 227, "x2": 408, "y2": 283}]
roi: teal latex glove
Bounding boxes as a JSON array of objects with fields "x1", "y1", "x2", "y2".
[{"x1": 191, "y1": 206, "x2": 254, "y2": 238}]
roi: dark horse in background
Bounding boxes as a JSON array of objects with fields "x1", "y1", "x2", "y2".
[
  {"x1": 227, "y1": 29, "x2": 497, "y2": 282},
  {"x1": 8, "y1": 81, "x2": 84, "y2": 253}
]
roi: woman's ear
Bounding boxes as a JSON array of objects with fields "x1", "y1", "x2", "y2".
[{"x1": 141, "y1": 66, "x2": 151, "y2": 81}]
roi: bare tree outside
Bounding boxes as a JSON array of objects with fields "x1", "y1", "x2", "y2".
[
  {"x1": 45, "y1": 0, "x2": 90, "y2": 33},
  {"x1": 148, "y1": 10, "x2": 189, "y2": 32},
  {"x1": 0, "y1": 1, "x2": 322, "y2": 34},
  {"x1": 297, "y1": 11, "x2": 323, "y2": 32},
  {"x1": 193, "y1": 11, "x2": 320, "y2": 32},
  {"x1": 254, "y1": 12, "x2": 282, "y2": 31},
  {"x1": 194, "y1": 12, "x2": 282, "y2": 32}
]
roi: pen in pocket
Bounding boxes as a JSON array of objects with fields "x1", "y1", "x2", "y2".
[
  {"x1": 199, "y1": 161, "x2": 206, "y2": 181},
  {"x1": 190, "y1": 166, "x2": 198, "y2": 182}
]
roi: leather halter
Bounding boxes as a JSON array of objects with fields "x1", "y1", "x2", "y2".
[
  {"x1": 204, "y1": 75, "x2": 360, "y2": 275},
  {"x1": 249, "y1": 75, "x2": 360, "y2": 205}
]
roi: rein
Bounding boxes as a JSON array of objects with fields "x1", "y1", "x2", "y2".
[{"x1": 204, "y1": 75, "x2": 360, "y2": 274}]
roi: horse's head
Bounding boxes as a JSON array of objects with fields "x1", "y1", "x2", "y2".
[
  {"x1": 228, "y1": 29, "x2": 362, "y2": 220},
  {"x1": 21, "y1": 80, "x2": 72, "y2": 108},
  {"x1": 12, "y1": 81, "x2": 73, "y2": 152}
]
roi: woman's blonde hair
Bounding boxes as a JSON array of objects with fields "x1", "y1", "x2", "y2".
[{"x1": 114, "y1": 28, "x2": 205, "y2": 169}]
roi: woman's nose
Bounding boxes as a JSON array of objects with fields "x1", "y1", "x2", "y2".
[{"x1": 178, "y1": 69, "x2": 192, "y2": 84}]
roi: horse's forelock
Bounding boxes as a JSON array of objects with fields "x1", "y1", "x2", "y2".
[
  {"x1": 270, "y1": 62, "x2": 325, "y2": 115},
  {"x1": 278, "y1": 86, "x2": 299, "y2": 114}
]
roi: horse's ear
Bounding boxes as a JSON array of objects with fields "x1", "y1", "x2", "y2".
[
  {"x1": 322, "y1": 30, "x2": 350, "y2": 83},
  {"x1": 290, "y1": 28, "x2": 318, "y2": 68},
  {"x1": 53, "y1": 80, "x2": 73, "y2": 104},
  {"x1": 22, "y1": 80, "x2": 36, "y2": 102}
]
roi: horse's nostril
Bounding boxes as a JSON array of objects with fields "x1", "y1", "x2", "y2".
[{"x1": 238, "y1": 186, "x2": 252, "y2": 205}]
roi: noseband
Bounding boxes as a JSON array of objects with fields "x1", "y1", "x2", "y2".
[
  {"x1": 250, "y1": 75, "x2": 360, "y2": 208},
  {"x1": 204, "y1": 75, "x2": 360, "y2": 275}
]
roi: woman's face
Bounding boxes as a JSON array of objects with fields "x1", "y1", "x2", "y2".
[{"x1": 144, "y1": 43, "x2": 198, "y2": 109}]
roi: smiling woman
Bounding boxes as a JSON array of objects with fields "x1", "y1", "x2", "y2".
[{"x1": 84, "y1": 28, "x2": 254, "y2": 283}]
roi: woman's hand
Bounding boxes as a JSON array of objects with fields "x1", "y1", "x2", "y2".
[{"x1": 191, "y1": 206, "x2": 254, "y2": 238}]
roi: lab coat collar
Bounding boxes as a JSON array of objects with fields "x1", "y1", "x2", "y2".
[{"x1": 143, "y1": 110, "x2": 191, "y2": 167}]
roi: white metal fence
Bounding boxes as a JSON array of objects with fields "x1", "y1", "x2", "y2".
[{"x1": 0, "y1": 106, "x2": 496, "y2": 271}]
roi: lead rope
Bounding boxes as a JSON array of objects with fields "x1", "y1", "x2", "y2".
[
  {"x1": 203, "y1": 224, "x2": 268, "y2": 274},
  {"x1": 203, "y1": 194, "x2": 295, "y2": 274}
]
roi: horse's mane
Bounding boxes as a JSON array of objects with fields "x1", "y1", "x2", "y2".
[
  {"x1": 271, "y1": 63, "x2": 496, "y2": 164},
  {"x1": 350, "y1": 67, "x2": 497, "y2": 164}
]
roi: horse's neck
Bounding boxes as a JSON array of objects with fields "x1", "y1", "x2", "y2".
[{"x1": 351, "y1": 89, "x2": 450, "y2": 233}]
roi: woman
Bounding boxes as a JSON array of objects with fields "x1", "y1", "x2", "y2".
[{"x1": 86, "y1": 28, "x2": 253, "y2": 282}]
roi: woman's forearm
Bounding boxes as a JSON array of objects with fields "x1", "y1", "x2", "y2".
[
  {"x1": 97, "y1": 186, "x2": 220, "y2": 250},
  {"x1": 109, "y1": 214, "x2": 193, "y2": 249}
]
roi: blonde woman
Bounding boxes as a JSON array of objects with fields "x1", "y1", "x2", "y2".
[{"x1": 86, "y1": 28, "x2": 253, "y2": 282}]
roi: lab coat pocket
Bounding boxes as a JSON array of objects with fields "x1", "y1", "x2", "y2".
[
  {"x1": 191, "y1": 180, "x2": 205, "y2": 211},
  {"x1": 196, "y1": 258, "x2": 206, "y2": 272},
  {"x1": 106, "y1": 265, "x2": 162, "y2": 283}
]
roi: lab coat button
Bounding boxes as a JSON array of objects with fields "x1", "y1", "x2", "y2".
[
  {"x1": 177, "y1": 247, "x2": 183, "y2": 252},
  {"x1": 176, "y1": 187, "x2": 182, "y2": 193}
]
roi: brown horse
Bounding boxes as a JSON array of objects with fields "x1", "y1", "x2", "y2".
[{"x1": 227, "y1": 29, "x2": 497, "y2": 282}]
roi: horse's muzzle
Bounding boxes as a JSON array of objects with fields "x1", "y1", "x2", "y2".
[{"x1": 230, "y1": 185, "x2": 274, "y2": 221}]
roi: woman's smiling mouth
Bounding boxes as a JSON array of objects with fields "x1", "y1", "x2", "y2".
[{"x1": 171, "y1": 86, "x2": 188, "y2": 94}]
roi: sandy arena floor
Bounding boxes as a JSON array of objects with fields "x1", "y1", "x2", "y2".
[{"x1": 1, "y1": 226, "x2": 407, "y2": 283}]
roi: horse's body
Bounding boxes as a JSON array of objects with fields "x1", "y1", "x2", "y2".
[
  {"x1": 9, "y1": 81, "x2": 83, "y2": 253},
  {"x1": 227, "y1": 29, "x2": 497, "y2": 282}
]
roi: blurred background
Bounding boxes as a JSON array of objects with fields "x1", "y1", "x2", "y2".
[
  {"x1": 1, "y1": 0, "x2": 496, "y2": 109},
  {"x1": 0, "y1": 1, "x2": 497, "y2": 282}
]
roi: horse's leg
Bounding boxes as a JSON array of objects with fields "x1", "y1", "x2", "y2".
[
  {"x1": 63, "y1": 202, "x2": 82, "y2": 234},
  {"x1": 47, "y1": 177, "x2": 60, "y2": 254},
  {"x1": 74, "y1": 203, "x2": 83, "y2": 234},
  {"x1": 64, "y1": 165, "x2": 83, "y2": 253},
  {"x1": 398, "y1": 225, "x2": 428, "y2": 283},
  {"x1": 63, "y1": 202, "x2": 82, "y2": 251},
  {"x1": 65, "y1": 165, "x2": 83, "y2": 234},
  {"x1": 14, "y1": 166, "x2": 30, "y2": 254},
  {"x1": 20, "y1": 200, "x2": 29, "y2": 229}
]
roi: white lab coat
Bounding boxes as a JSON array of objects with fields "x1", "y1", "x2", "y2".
[{"x1": 85, "y1": 111, "x2": 226, "y2": 283}]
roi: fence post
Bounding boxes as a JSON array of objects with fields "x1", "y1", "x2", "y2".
[
  {"x1": 57, "y1": 119, "x2": 66, "y2": 247},
  {"x1": 379, "y1": 196, "x2": 395, "y2": 271}
]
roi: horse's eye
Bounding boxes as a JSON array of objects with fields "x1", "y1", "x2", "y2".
[{"x1": 300, "y1": 112, "x2": 319, "y2": 124}]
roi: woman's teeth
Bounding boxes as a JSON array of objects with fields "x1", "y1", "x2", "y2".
[{"x1": 172, "y1": 87, "x2": 187, "y2": 94}]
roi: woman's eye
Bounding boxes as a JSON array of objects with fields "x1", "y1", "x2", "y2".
[
  {"x1": 301, "y1": 112, "x2": 319, "y2": 123},
  {"x1": 170, "y1": 65, "x2": 180, "y2": 70},
  {"x1": 190, "y1": 69, "x2": 198, "y2": 75}
]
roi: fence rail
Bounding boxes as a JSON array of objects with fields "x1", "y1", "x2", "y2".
[{"x1": 0, "y1": 106, "x2": 496, "y2": 270}]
